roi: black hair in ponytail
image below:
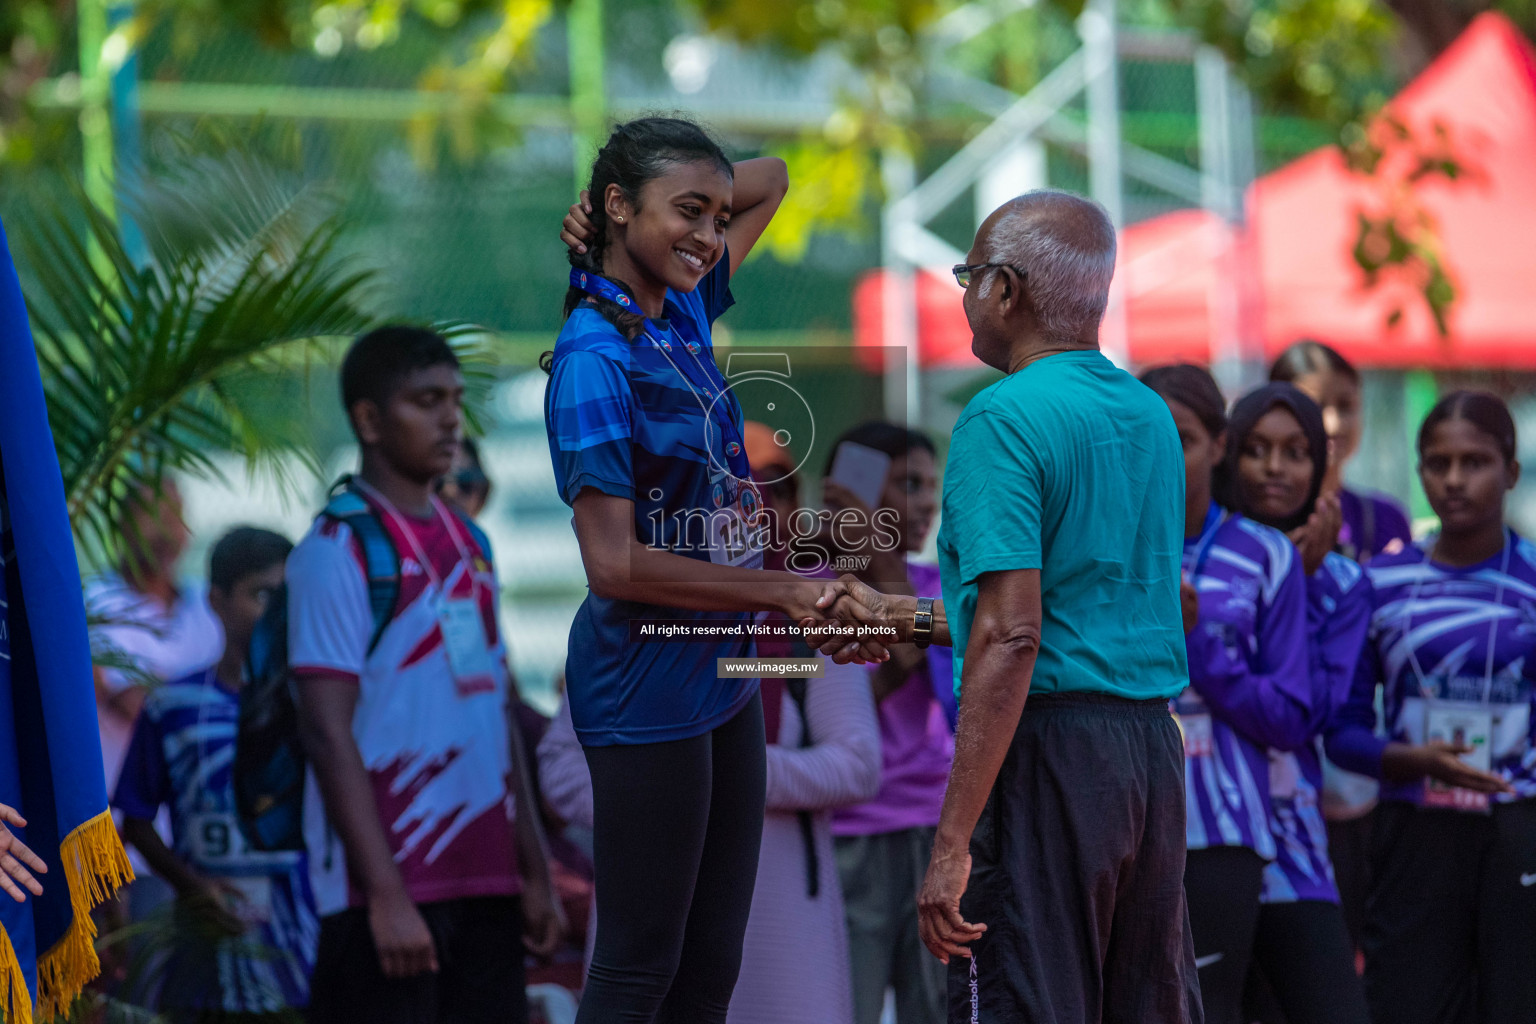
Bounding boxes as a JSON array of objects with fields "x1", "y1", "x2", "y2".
[{"x1": 562, "y1": 116, "x2": 733, "y2": 340}]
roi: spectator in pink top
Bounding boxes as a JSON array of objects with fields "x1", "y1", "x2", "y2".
[{"x1": 822, "y1": 422, "x2": 952, "y2": 1024}]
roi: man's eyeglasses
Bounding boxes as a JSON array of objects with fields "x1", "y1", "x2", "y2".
[{"x1": 952, "y1": 262, "x2": 1026, "y2": 289}]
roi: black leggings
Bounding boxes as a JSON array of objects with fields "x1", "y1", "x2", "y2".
[
  {"x1": 1244, "y1": 900, "x2": 1369, "y2": 1024},
  {"x1": 1184, "y1": 846, "x2": 1265, "y2": 1024},
  {"x1": 576, "y1": 695, "x2": 767, "y2": 1024}
]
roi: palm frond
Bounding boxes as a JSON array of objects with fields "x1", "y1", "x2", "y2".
[{"x1": 15, "y1": 150, "x2": 378, "y2": 564}]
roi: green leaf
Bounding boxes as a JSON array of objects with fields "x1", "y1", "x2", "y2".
[{"x1": 16, "y1": 147, "x2": 378, "y2": 566}]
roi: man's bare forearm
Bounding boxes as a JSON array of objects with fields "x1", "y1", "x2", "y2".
[
  {"x1": 298, "y1": 680, "x2": 409, "y2": 902},
  {"x1": 934, "y1": 634, "x2": 1038, "y2": 849}
]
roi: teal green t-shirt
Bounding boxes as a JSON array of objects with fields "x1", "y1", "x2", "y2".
[{"x1": 936, "y1": 350, "x2": 1189, "y2": 702}]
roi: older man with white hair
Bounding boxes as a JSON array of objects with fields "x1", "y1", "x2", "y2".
[{"x1": 816, "y1": 190, "x2": 1201, "y2": 1023}]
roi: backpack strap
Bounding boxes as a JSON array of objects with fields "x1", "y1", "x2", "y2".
[
  {"x1": 450, "y1": 509, "x2": 496, "y2": 577},
  {"x1": 322, "y1": 485, "x2": 400, "y2": 655}
]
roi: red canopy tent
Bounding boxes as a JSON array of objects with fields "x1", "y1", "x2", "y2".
[{"x1": 853, "y1": 13, "x2": 1536, "y2": 369}]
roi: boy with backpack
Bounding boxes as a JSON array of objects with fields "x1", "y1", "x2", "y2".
[
  {"x1": 286, "y1": 326, "x2": 562, "y2": 1024},
  {"x1": 114, "y1": 526, "x2": 316, "y2": 1021}
]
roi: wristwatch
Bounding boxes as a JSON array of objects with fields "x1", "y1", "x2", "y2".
[{"x1": 913, "y1": 597, "x2": 935, "y2": 649}]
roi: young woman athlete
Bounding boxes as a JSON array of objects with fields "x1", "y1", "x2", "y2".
[
  {"x1": 544, "y1": 117, "x2": 878, "y2": 1024},
  {"x1": 1326, "y1": 391, "x2": 1536, "y2": 1024},
  {"x1": 1270, "y1": 340, "x2": 1413, "y2": 941},
  {"x1": 1140, "y1": 365, "x2": 1314, "y2": 1024},
  {"x1": 1221, "y1": 383, "x2": 1370, "y2": 1024}
]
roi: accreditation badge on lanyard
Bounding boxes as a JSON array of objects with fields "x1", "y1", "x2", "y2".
[
  {"x1": 1174, "y1": 506, "x2": 1228, "y2": 759},
  {"x1": 440, "y1": 596, "x2": 497, "y2": 696},
  {"x1": 352, "y1": 479, "x2": 498, "y2": 697},
  {"x1": 1402, "y1": 533, "x2": 1516, "y2": 813}
]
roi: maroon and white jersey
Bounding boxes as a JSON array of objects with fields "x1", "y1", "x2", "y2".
[{"x1": 287, "y1": 496, "x2": 519, "y2": 914}]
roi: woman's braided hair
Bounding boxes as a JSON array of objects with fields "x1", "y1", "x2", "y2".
[{"x1": 561, "y1": 116, "x2": 733, "y2": 341}]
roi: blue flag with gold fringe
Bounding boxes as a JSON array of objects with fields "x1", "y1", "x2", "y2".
[{"x1": 0, "y1": 215, "x2": 133, "y2": 1023}]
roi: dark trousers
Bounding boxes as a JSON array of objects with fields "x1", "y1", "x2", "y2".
[
  {"x1": 836, "y1": 827, "x2": 947, "y2": 1024},
  {"x1": 1324, "y1": 810, "x2": 1374, "y2": 951},
  {"x1": 1184, "y1": 846, "x2": 1264, "y2": 1024},
  {"x1": 308, "y1": 895, "x2": 527, "y2": 1024},
  {"x1": 949, "y1": 692, "x2": 1202, "y2": 1024},
  {"x1": 1364, "y1": 797, "x2": 1536, "y2": 1024},
  {"x1": 575, "y1": 695, "x2": 766, "y2": 1024},
  {"x1": 1245, "y1": 900, "x2": 1370, "y2": 1024}
]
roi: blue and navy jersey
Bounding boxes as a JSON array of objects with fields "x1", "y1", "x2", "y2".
[
  {"x1": 1262, "y1": 553, "x2": 1371, "y2": 904},
  {"x1": 544, "y1": 253, "x2": 759, "y2": 746},
  {"x1": 1178, "y1": 505, "x2": 1312, "y2": 858},
  {"x1": 113, "y1": 668, "x2": 317, "y2": 1012},
  {"x1": 1328, "y1": 531, "x2": 1536, "y2": 805}
]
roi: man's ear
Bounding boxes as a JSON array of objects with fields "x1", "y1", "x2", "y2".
[
  {"x1": 351, "y1": 399, "x2": 383, "y2": 447},
  {"x1": 1508, "y1": 458, "x2": 1521, "y2": 491},
  {"x1": 997, "y1": 266, "x2": 1026, "y2": 317}
]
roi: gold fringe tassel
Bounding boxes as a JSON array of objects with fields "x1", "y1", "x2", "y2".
[
  {"x1": 2, "y1": 914, "x2": 35, "y2": 1024},
  {"x1": 33, "y1": 809, "x2": 134, "y2": 1022}
]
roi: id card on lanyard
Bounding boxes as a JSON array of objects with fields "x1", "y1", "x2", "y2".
[
  {"x1": 1401, "y1": 532, "x2": 1515, "y2": 812},
  {"x1": 352, "y1": 480, "x2": 498, "y2": 697},
  {"x1": 1174, "y1": 506, "x2": 1228, "y2": 759}
]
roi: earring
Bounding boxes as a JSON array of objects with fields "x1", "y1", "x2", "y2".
[{"x1": 616, "y1": 216, "x2": 625, "y2": 223}]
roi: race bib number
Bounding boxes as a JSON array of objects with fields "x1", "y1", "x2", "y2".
[
  {"x1": 188, "y1": 811, "x2": 248, "y2": 866},
  {"x1": 187, "y1": 811, "x2": 293, "y2": 865},
  {"x1": 1176, "y1": 713, "x2": 1214, "y2": 758},
  {"x1": 440, "y1": 597, "x2": 496, "y2": 696},
  {"x1": 1423, "y1": 700, "x2": 1494, "y2": 813}
]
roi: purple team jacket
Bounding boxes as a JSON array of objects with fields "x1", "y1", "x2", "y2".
[
  {"x1": 1180, "y1": 505, "x2": 1313, "y2": 857},
  {"x1": 1262, "y1": 552, "x2": 1372, "y2": 904},
  {"x1": 1325, "y1": 530, "x2": 1536, "y2": 806}
]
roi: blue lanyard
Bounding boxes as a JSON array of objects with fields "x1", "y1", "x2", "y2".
[
  {"x1": 1185, "y1": 502, "x2": 1228, "y2": 580},
  {"x1": 570, "y1": 269, "x2": 751, "y2": 481}
]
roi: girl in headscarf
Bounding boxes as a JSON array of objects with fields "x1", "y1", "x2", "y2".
[
  {"x1": 1221, "y1": 383, "x2": 1370, "y2": 1024},
  {"x1": 1140, "y1": 366, "x2": 1314, "y2": 1024}
]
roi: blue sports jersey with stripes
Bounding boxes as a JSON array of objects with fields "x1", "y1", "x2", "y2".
[
  {"x1": 1328, "y1": 530, "x2": 1536, "y2": 806},
  {"x1": 1262, "y1": 552, "x2": 1371, "y2": 904},
  {"x1": 1178, "y1": 504, "x2": 1312, "y2": 858},
  {"x1": 544, "y1": 253, "x2": 760, "y2": 746},
  {"x1": 113, "y1": 668, "x2": 318, "y2": 1012}
]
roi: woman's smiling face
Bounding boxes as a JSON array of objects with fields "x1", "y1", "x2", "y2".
[
  {"x1": 1236, "y1": 404, "x2": 1314, "y2": 523},
  {"x1": 606, "y1": 159, "x2": 733, "y2": 295}
]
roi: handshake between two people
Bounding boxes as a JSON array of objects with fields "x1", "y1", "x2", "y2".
[{"x1": 791, "y1": 574, "x2": 942, "y2": 664}]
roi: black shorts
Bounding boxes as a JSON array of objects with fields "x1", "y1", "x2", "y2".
[
  {"x1": 948, "y1": 692, "x2": 1202, "y2": 1024},
  {"x1": 308, "y1": 896, "x2": 527, "y2": 1024}
]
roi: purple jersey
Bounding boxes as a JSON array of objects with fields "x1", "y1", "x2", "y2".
[
  {"x1": 1337, "y1": 488, "x2": 1412, "y2": 565},
  {"x1": 1179, "y1": 505, "x2": 1312, "y2": 857},
  {"x1": 1262, "y1": 552, "x2": 1371, "y2": 904},
  {"x1": 1327, "y1": 531, "x2": 1536, "y2": 806}
]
